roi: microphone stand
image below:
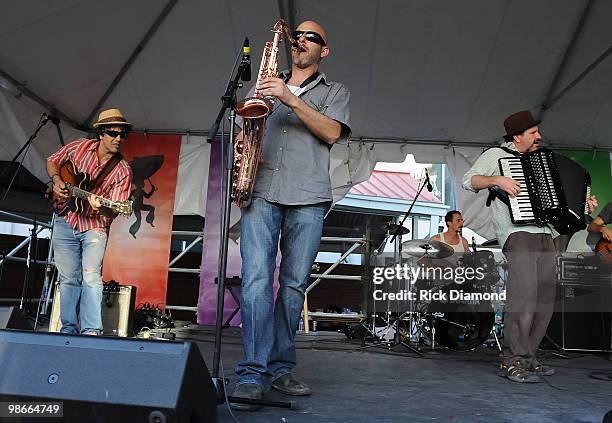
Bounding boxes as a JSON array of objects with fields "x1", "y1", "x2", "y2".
[
  {"x1": 0, "y1": 113, "x2": 59, "y2": 330},
  {"x1": 0, "y1": 114, "x2": 52, "y2": 208},
  {"x1": 206, "y1": 41, "x2": 292, "y2": 410},
  {"x1": 383, "y1": 174, "x2": 431, "y2": 355},
  {"x1": 11, "y1": 114, "x2": 52, "y2": 162},
  {"x1": 19, "y1": 217, "x2": 38, "y2": 314},
  {"x1": 37, "y1": 213, "x2": 57, "y2": 320},
  {"x1": 390, "y1": 172, "x2": 432, "y2": 244},
  {"x1": 53, "y1": 114, "x2": 65, "y2": 147},
  {"x1": 37, "y1": 114, "x2": 64, "y2": 320}
]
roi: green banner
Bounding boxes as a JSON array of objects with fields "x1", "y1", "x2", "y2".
[{"x1": 559, "y1": 150, "x2": 611, "y2": 215}]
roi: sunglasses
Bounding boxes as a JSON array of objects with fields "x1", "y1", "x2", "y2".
[
  {"x1": 104, "y1": 129, "x2": 128, "y2": 139},
  {"x1": 292, "y1": 30, "x2": 326, "y2": 46}
]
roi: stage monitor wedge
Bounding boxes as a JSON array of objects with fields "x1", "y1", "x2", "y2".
[{"x1": 0, "y1": 331, "x2": 217, "y2": 422}]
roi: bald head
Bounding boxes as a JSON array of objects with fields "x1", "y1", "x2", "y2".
[{"x1": 296, "y1": 20, "x2": 328, "y2": 46}]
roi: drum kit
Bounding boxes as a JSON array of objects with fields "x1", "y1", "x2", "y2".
[{"x1": 360, "y1": 226, "x2": 505, "y2": 353}]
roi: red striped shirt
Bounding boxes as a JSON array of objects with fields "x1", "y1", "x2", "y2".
[{"x1": 48, "y1": 138, "x2": 133, "y2": 232}]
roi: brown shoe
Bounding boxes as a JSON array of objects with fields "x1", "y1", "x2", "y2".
[
  {"x1": 229, "y1": 383, "x2": 263, "y2": 411},
  {"x1": 271, "y1": 373, "x2": 312, "y2": 396}
]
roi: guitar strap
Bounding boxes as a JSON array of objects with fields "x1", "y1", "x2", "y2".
[{"x1": 89, "y1": 153, "x2": 123, "y2": 192}]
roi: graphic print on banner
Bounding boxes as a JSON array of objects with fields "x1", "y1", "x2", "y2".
[{"x1": 103, "y1": 133, "x2": 181, "y2": 309}]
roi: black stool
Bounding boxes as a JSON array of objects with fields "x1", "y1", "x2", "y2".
[{"x1": 214, "y1": 276, "x2": 242, "y2": 327}]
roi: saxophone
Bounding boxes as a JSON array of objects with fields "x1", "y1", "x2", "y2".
[{"x1": 232, "y1": 20, "x2": 295, "y2": 208}]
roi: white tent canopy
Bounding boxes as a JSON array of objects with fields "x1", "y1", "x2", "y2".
[
  {"x1": 2, "y1": 0, "x2": 612, "y2": 148},
  {"x1": 1, "y1": 0, "x2": 611, "y2": 237}
]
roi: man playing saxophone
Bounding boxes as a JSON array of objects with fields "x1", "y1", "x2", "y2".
[{"x1": 231, "y1": 20, "x2": 351, "y2": 410}]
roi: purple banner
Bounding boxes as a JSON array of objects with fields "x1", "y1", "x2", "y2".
[{"x1": 197, "y1": 137, "x2": 280, "y2": 325}]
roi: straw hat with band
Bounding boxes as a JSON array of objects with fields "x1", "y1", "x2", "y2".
[{"x1": 92, "y1": 108, "x2": 132, "y2": 128}]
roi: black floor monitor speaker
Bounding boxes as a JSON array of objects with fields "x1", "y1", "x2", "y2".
[
  {"x1": 0, "y1": 306, "x2": 32, "y2": 330},
  {"x1": 547, "y1": 284, "x2": 612, "y2": 351},
  {"x1": 0, "y1": 331, "x2": 218, "y2": 422}
]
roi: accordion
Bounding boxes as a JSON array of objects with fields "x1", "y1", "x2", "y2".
[{"x1": 496, "y1": 149, "x2": 591, "y2": 235}]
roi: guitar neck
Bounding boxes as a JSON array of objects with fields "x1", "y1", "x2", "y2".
[{"x1": 72, "y1": 187, "x2": 117, "y2": 208}]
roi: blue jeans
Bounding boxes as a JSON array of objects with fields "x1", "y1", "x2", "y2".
[
  {"x1": 52, "y1": 217, "x2": 108, "y2": 334},
  {"x1": 235, "y1": 197, "x2": 326, "y2": 387}
]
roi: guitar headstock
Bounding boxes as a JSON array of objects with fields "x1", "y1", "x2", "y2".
[{"x1": 112, "y1": 200, "x2": 133, "y2": 217}]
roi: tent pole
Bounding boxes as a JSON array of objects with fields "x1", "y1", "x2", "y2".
[
  {"x1": 0, "y1": 68, "x2": 80, "y2": 129},
  {"x1": 277, "y1": 0, "x2": 296, "y2": 66},
  {"x1": 82, "y1": 0, "x2": 180, "y2": 128},
  {"x1": 539, "y1": 0, "x2": 594, "y2": 116}
]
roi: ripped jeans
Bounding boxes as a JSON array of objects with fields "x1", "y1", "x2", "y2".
[{"x1": 52, "y1": 217, "x2": 108, "y2": 334}]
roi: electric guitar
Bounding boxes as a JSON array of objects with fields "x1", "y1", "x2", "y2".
[
  {"x1": 51, "y1": 160, "x2": 133, "y2": 217},
  {"x1": 595, "y1": 237, "x2": 612, "y2": 265}
]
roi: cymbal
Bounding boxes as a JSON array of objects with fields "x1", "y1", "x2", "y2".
[
  {"x1": 479, "y1": 239, "x2": 499, "y2": 248},
  {"x1": 401, "y1": 239, "x2": 454, "y2": 259},
  {"x1": 416, "y1": 256, "x2": 456, "y2": 270},
  {"x1": 387, "y1": 223, "x2": 410, "y2": 236}
]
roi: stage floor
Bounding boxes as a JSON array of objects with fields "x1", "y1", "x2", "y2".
[{"x1": 173, "y1": 324, "x2": 612, "y2": 423}]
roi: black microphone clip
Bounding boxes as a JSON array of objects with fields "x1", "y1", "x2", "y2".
[
  {"x1": 240, "y1": 37, "x2": 252, "y2": 82},
  {"x1": 43, "y1": 111, "x2": 60, "y2": 125}
]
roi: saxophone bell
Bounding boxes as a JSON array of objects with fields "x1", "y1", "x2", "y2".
[{"x1": 235, "y1": 97, "x2": 273, "y2": 120}]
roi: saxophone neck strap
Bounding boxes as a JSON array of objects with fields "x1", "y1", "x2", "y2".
[{"x1": 282, "y1": 71, "x2": 320, "y2": 88}]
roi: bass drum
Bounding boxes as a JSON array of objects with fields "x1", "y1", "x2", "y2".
[{"x1": 425, "y1": 283, "x2": 494, "y2": 351}]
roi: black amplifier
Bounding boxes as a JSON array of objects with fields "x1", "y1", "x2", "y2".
[
  {"x1": 550, "y1": 254, "x2": 612, "y2": 351},
  {"x1": 556, "y1": 254, "x2": 611, "y2": 286}
]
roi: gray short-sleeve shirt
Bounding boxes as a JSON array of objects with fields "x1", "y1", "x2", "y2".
[{"x1": 237, "y1": 71, "x2": 351, "y2": 205}]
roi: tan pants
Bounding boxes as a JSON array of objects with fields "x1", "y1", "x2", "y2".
[{"x1": 501, "y1": 232, "x2": 556, "y2": 367}]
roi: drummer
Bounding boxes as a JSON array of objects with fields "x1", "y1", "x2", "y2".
[
  {"x1": 416, "y1": 211, "x2": 468, "y2": 272},
  {"x1": 431, "y1": 211, "x2": 469, "y2": 254}
]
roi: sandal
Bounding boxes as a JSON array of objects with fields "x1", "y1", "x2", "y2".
[{"x1": 506, "y1": 364, "x2": 541, "y2": 383}]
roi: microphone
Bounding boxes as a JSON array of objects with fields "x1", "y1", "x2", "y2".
[
  {"x1": 424, "y1": 169, "x2": 433, "y2": 192},
  {"x1": 471, "y1": 236, "x2": 477, "y2": 252},
  {"x1": 240, "y1": 38, "x2": 251, "y2": 82}
]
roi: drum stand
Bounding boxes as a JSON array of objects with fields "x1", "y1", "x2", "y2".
[
  {"x1": 491, "y1": 325, "x2": 502, "y2": 351},
  {"x1": 360, "y1": 223, "x2": 423, "y2": 356},
  {"x1": 387, "y1": 248, "x2": 422, "y2": 356},
  {"x1": 358, "y1": 228, "x2": 393, "y2": 348}
]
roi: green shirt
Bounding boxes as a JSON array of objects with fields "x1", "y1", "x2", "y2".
[{"x1": 461, "y1": 142, "x2": 552, "y2": 249}]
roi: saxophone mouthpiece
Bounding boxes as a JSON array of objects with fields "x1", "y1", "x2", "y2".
[{"x1": 291, "y1": 41, "x2": 305, "y2": 52}]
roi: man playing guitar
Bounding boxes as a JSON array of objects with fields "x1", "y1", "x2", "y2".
[
  {"x1": 588, "y1": 200, "x2": 612, "y2": 263},
  {"x1": 46, "y1": 108, "x2": 133, "y2": 335}
]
